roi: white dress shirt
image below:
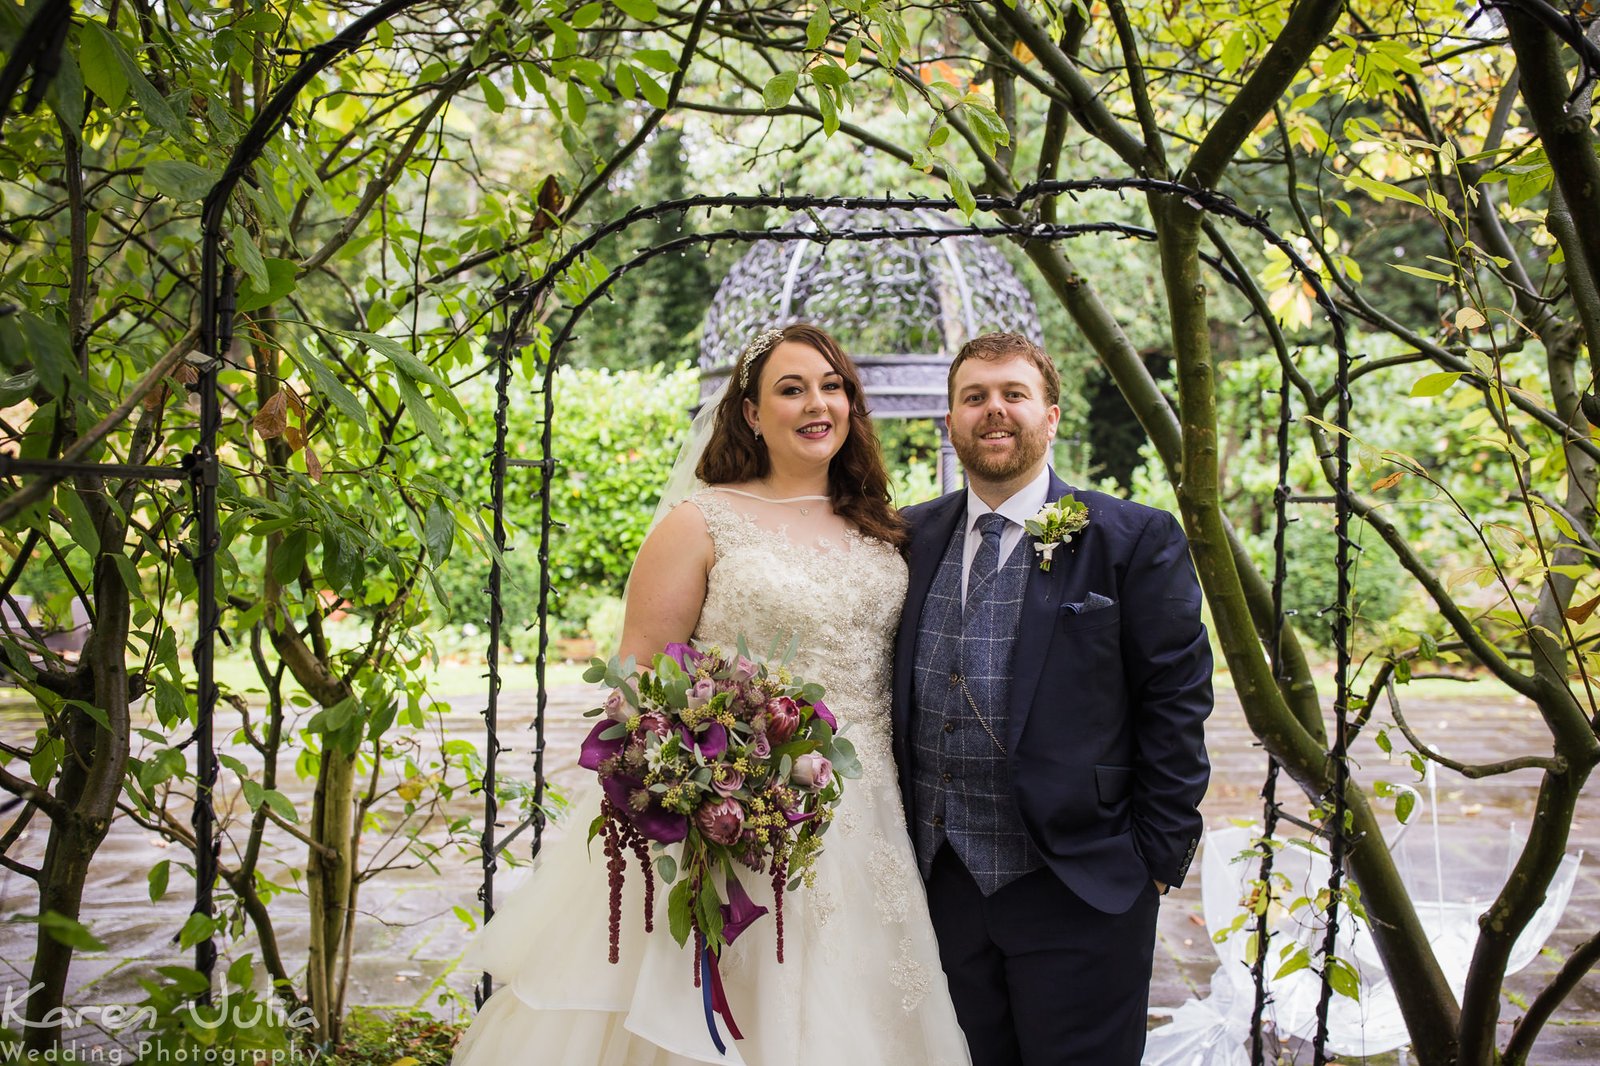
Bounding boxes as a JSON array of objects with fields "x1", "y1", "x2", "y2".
[{"x1": 960, "y1": 465, "x2": 1053, "y2": 606}]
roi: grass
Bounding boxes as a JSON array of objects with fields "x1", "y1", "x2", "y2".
[{"x1": 323, "y1": 1009, "x2": 464, "y2": 1065}]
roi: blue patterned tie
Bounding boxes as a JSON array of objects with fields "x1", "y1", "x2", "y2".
[{"x1": 969, "y1": 512, "x2": 1009, "y2": 596}]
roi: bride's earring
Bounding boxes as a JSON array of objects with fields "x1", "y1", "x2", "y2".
[{"x1": 753, "y1": 426, "x2": 762, "y2": 440}]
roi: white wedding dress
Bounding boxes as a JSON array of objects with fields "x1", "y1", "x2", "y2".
[{"x1": 453, "y1": 489, "x2": 971, "y2": 1066}]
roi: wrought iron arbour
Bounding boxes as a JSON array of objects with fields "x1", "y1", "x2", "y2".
[
  {"x1": 479, "y1": 178, "x2": 1358, "y2": 1065},
  {"x1": 0, "y1": 2, "x2": 1360, "y2": 1059}
]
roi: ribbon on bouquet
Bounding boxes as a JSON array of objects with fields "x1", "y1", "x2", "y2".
[
  {"x1": 698, "y1": 876, "x2": 768, "y2": 1054},
  {"x1": 700, "y1": 944, "x2": 744, "y2": 1053}
]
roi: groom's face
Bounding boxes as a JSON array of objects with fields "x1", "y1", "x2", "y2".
[{"x1": 946, "y1": 354, "x2": 1061, "y2": 487}]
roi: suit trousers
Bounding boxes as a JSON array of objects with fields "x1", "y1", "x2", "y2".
[{"x1": 926, "y1": 844, "x2": 1160, "y2": 1066}]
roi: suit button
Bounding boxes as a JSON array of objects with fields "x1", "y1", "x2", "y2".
[
  {"x1": 942, "y1": 772, "x2": 953, "y2": 783},
  {"x1": 943, "y1": 722, "x2": 956, "y2": 733},
  {"x1": 932, "y1": 815, "x2": 945, "y2": 828}
]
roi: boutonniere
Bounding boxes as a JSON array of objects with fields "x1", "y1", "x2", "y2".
[{"x1": 1024, "y1": 495, "x2": 1089, "y2": 572}]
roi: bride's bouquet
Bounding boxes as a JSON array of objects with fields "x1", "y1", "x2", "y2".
[{"x1": 578, "y1": 639, "x2": 857, "y2": 990}]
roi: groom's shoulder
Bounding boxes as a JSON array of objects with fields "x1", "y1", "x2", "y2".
[
  {"x1": 900, "y1": 489, "x2": 963, "y2": 531},
  {"x1": 1072, "y1": 485, "x2": 1182, "y2": 540}
]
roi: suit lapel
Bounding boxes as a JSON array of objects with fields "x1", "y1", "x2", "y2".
[
  {"x1": 1006, "y1": 471, "x2": 1072, "y2": 749},
  {"x1": 893, "y1": 491, "x2": 966, "y2": 729}
]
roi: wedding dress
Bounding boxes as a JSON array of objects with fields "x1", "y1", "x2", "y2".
[{"x1": 453, "y1": 489, "x2": 972, "y2": 1066}]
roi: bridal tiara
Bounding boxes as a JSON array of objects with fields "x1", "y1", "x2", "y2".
[{"x1": 737, "y1": 328, "x2": 785, "y2": 392}]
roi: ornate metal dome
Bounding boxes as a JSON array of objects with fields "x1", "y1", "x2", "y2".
[{"x1": 698, "y1": 208, "x2": 1043, "y2": 421}]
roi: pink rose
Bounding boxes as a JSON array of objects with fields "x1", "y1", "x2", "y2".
[
  {"x1": 687, "y1": 677, "x2": 717, "y2": 708},
  {"x1": 733, "y1": 656, "x2": 759, "y2": 681},
  {"x1": 751, "y1": 732, "x2": 771, "y2": 759},
  {"x1": 765, "y1": 697, "x2": 801, "y2": 743},
  {"x1": 695, "y1": 797, "x2": 745, "y2": 845},
  {"x1": 712, "y1": 764, "x2": 745, "y2": 797},
  {"x1": 602, "y1": 688, "x2": 630, "y2": 723},
  {"x1": 791, "y1": 752, "x2": 833, "y2": 791}
]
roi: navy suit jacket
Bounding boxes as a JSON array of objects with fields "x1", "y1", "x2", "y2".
[{"x1": 892, "y1": 471, "x2": 1212, "y2": 915}]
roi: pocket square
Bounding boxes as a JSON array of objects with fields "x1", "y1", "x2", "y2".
[{"x1": 1061, "y1": 592, "x2": 1115, "y2": 615}]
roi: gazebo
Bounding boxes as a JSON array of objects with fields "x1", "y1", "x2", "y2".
[{"x1": 697, "y1": 207, "x2": 1044, "y2": 490}]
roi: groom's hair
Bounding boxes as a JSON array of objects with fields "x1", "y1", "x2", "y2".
[{"x1": 947, "y1": 332, "x2": 1061, "y2": 407}]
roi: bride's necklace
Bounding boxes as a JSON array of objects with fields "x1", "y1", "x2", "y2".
[{"x1": 718, "y1": 487, "x2": 829, "y2": 517}]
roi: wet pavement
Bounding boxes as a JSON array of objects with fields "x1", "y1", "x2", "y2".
[{"x1": 0, "y1": 682, "x2": 1594, "y2": 1062}]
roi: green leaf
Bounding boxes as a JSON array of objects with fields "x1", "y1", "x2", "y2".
[
  {"x1": 634, "y1": 67, "x2": 669, "y2": 109},
  {"x1": 58, "y1": 483, "x2": 101, "y2": 557},
  {"x1": 291, "y1": 350, "x2": 369, "y2": 431},
  {"x1": 143, "y1": 160, "x2": 220, "y2": 202},
  {"x1": 571, "y1": 3, "x2": 604, "y2": 28},
  {"x1": 477, "y1": 73, "x2": 505, "y2": 113},
  {"x1": 234, "y1": 257, "x2": 298, "y2": 313},
  {"x1": 613, "y1": 0, "x2": 659, "y2": 21},
  {"x1": 1409, "y1": 372, "x2": 1461, "y2": 398},
  {"x1": 807, "y1": 2, "x2": 831, "y2": 49},
  {"x1": 425, "y1": 498, "x2": 455, "y2": 566},
  {"x1": 1389, "y1": 263, "x2": 1456, "y2": 284},
  {"x1": 1343, "y1": 174, "x2": 1427, "y2": 208},
  {"x1": 633, "y1": 49, "x2": 679, "y2": 73},
  {"x1": 40, "y1": 911, "x2": 107, "y2": 952},
  {"x1": 763, "y1": 71, "x2": 799, "y2": 110},
  {"x1": 271, "y1": 528, "x2": 310, "y2": 587},
  {"x1": 228, "y1": 224, "x2": 269, "y2": 291},
  {"x1": 810, "y1": 62, "x2": 848, "y2": 88},
  {"x1": 1394, "y1": 790, "x2": 1416, "y2": 824},
  {"x1": 394, "y1": 373, "x2": 447, "y2": 449},
  {"x1": 1274, "y1": 947, "x2": 1311, "y2": 980},
  {"x1": 225, "y1": 953, "x2": 256, "y2": 990},
  {"x1": 155, "y1": 965, "x2": 211, "y2": 995},
  {"x1": 655, "y1": 853, "x2": 677, "y2": 884},
  {"x1": 149, "y1": 860, "x2": 171, "y2": 902},
  {"x1": 947, "y1": 166, "x2": 975, "y2": 217},
  {"x1": 80, "y1": 22, "x2": 130, "y2": 111},
  {"x1": 1326, "y1": 956, "x2": 1361, "y2": 1000},
  {"x1": 241, "y1": 777, "x2": 265, "y2": 809},
  {"x1": 263, "y1": 789, "x2": 297, "y2": 823},
  {"x1": 667, "y1": 877, "x2": 694, "y2": 947},
  {"x1": 178, "y1": 912, "x2": 217, "y2": 951},
  {"x1": 566, "y1": 80, "x2": 588, "y2": 125},
  {"x1": 0, "y1": 372, "x2": 37, "y2": 406}
]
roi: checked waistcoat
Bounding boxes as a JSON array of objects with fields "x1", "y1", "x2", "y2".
[{"x1": 910, "y1": 515, "x2": 1045, "y2": 895}]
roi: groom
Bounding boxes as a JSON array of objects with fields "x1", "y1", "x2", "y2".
[{"x1": 892, "y1": 333, "x2": 1212, "y2": 1065}]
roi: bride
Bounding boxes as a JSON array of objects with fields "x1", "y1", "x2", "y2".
[{"x1": 453, "y1": 324, "x2": 971, "y2": 1065}]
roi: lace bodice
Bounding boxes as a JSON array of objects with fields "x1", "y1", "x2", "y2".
[{"x1": 688, "y1": 488, "x2": 907, "y2": 745}]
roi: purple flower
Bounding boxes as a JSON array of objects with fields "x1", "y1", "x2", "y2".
[
  {"x1": 695, "y1": 796, "x2": 746, "y2": 845},
  {"x1": 662, "y1": 642, "x2": 704, "y2": 671},
  {"x1": 712, "y1": 764, "x2": 745, "y2": 797},
  {"x1": 719, "y1": 876, "x2": 769, "y2": 945},
  {"x1": 750, "y1": 732, "x2": 771, "y2": 759},
  {"x1": 602, "y1": 688, "x2": 630, "y2": 723},
  {"x1": 678, "y1": 722, "x2": 728, "y2": 760},
  {"x1": 811, "y1": 700, "x2": 837, "y2": 731},
  {"x1": 765, "y1": 697, "x2": 801, "y2": 743},
  {"x1": 732, "y1": 656, "x2": 759, "y2": 681},
  {"x1": 791, "y1": 752, "x2": 833, "y2": 791},
  {"x1": 635, "y1": 711, "x2": 671, "y2": 740},
  {"x1": 601, "y1": 772, "x2": 688, "y2": 843},
  {"x1": 579, "y1": 720, "x2": 623, "y2": 771},
  {"x1": 687, "y1": 677, "x2": 717, "y2": 708}
]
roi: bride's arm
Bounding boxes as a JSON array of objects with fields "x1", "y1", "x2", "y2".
[{"x1": 617, "y1": 501, "x2": 714, "y2": 664}]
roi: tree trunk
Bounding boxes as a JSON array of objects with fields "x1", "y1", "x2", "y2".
[
  {"x1": 24, "y1": 504, "x2": 132, "y2": 1051},
  {"x1": 305, "y1": 746, "x2": 356, "y2": 1044}
]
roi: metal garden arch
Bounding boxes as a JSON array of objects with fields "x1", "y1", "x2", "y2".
[{"x1": 0, "y1": 3, "x2": 1362, "y2": 1063}]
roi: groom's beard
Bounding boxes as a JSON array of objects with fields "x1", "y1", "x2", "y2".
[{"x1": 950, "y1": 415, "x2": 1053, "y2": 484}]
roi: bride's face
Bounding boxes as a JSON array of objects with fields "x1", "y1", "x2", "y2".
[{"x1": 743, "y1": 341, "x2": 852, "y2": 472}]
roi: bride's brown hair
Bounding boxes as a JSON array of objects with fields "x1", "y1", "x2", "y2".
[{"x1": 697, "y1": 323, "x2": 907, "y2": 549}]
